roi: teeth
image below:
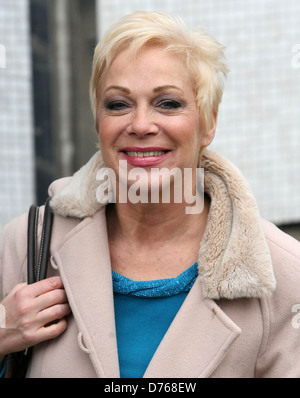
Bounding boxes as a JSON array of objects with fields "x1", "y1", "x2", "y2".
[{"x1": 126, "y1": 151, "x2": 166, "y2": 157}]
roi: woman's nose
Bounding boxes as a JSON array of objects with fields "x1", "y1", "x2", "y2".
[{"x1": 127, "y1": 106, "x2": 159, "y2": 137}]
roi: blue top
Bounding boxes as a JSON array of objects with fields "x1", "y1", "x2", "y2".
[
  {"x1": 0, "y1": 356, "x2": 7, "y2": 378},
  {"x1": 112, "y1": 263, "x2": 198, "y2": 378}
]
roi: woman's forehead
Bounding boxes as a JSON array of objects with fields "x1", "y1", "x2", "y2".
[{"x1": 100, "y1": 46, "x2": 192, "y2": 92}]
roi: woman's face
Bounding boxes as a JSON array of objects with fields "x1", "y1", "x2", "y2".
[{"x1": 96, "y1": 45, "x2": 215, "y2": 196}]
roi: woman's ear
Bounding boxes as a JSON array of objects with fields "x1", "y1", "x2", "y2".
[{"x1": 201, "y1": 112, "x2": 218, "y2": 147}]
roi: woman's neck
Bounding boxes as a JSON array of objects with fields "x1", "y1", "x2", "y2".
[
  {"x1": 105, "y1": 196, "x2": 210, "y2": 280},
  {"x1": 106, "y1": 197, "x2": 209, "y2": 244}
]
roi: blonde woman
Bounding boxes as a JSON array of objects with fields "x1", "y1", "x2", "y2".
[{"x1": 1, "y1": 11, "x2": 300, "y2": 378}]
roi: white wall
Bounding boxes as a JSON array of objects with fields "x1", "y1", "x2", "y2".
[
  {"x1": 0, "y1": 0, "x2": 35, "y2": 231},
  {"x1": 97, "y1": 0, "x2": 300, "y2": 224}
]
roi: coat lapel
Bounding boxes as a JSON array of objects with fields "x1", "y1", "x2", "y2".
[
  {"x1": 51, "y1": 209, "x2": 120, "y2": 378},
  {"x1": 144, "y1": 278, "x2": 241, "y2": 378}
]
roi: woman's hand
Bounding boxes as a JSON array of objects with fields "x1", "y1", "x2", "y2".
[{"x1": 0, "y1": 276, "x2": 71, "y2": 358}]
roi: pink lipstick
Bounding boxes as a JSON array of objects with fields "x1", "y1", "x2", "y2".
[{"x1": 120, "y1": 146, "x2": 170, "y2": 167}]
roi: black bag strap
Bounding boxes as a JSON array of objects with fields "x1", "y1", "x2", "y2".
[
  {"x1": 9, "y1": 198, "x2": 54, "y2": 378},
  {"x1": 27, "y1": 197, "x2": 53, "y2": 284}
]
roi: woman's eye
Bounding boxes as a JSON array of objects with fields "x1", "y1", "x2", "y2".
[
  {"x1": 106, "y1": 101, "x2": 129, "y2": 111},
  {"x1": 158, "y1": 100, "x2": 181, "y2": 110}
]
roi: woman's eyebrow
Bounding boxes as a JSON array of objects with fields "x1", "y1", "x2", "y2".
[
  {"x1": 153, "y1": 85, "x2": 184, "y2": 94},
  {"x1": 104, "y1": 85, "x2": 131, "y2": 94},
  {"x1": 103, "y1": 84, "x2": 184, "y2": 95}
]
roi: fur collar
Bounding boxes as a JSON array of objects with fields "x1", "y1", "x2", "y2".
[{"x1": 49, "y1": 149, "x2": 276, "y2": 299}]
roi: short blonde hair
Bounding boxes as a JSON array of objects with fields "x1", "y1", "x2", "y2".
[{"x1": 90, "y1": 11, "x2": 228, "y2": 132}]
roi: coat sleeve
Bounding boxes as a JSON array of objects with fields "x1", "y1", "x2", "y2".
[
  {"x1": 256, "y1": 225, "x2": 300, "y2": 377},
  {"x1": 0, "y1": 213, "x2": 29, "y2": 301}
]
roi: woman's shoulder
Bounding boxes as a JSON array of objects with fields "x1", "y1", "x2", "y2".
[
  {"x1": 262, "y1": 219, "x2": 300, "y2": 263},
  {"x1": 0, "y1": 212, "x2": 30, "y2": 296},
  {"x1": 0, "y1": 211, "x2": 29, "y2": 255},
  {"x1": 261, "y1": 218, "x2": 300, "y2": 293}
]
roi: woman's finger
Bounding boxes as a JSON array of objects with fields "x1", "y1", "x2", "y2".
[
  {"x1": 26, "y1": 277, "x2": 65, "y2": 298},
  {"x1": 34, "y1": 288, "x2": 69, "y2": 312},
  {"x1": 36, "y1": 317, "x2": 69, "y2": 342},
  {"x1": 36, "y1": 303, "x2": 71, "y2": 327}
]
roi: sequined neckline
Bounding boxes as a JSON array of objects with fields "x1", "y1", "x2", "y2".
[{"x1": 112, "y1": 262, "x2": 198, "y2": 298}]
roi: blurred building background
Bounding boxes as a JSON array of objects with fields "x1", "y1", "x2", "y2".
[{"x1": 0, "y1": 0, "x2": 299, "y2": 240}]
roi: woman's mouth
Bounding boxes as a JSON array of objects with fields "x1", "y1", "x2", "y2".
[
  {"x1": 125, "y1": 150, "x2": 167, "y2": 157},
  {"x1": 120, "y1": 147, "x2": 170, "y2": 167}
]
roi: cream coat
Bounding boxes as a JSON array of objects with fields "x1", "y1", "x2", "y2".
[{"x1": 1, "y1": 149, "x2": 300, "y2": 378}]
